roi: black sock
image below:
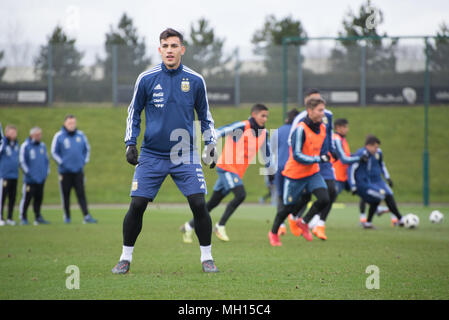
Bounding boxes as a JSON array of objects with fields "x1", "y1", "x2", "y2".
[
  {"x1": 187, "y1": 193, "x2": 212, "y2": 246},
  {"x1": 293, "y1": 192, "x2": 312, "y2": 218},
  {"x1": 206, "y1": 190, "x2": 226, "y2": 212},
  {"x1": 385, "y1": 194, "x2": 402, "y2": 220},
  {"x1": 218, "y1": 185, "x2": 246, "y2": 226},
  {"x1": 319, "y1": 180, "x2": 337, "y2": 222},
  {"x1": 272, "y1": 204, "x2": 296, "y2": 234},
  {"x1": 303, "y1": 188, "x2": 330, "y2": 224},
  {"x1": 123, "y1": 196, "x2": 149, "y2": 247},
  {"x1": 359, "y1": 199, "x2": 366, "y2": 214},
  {"x1": 367, "y1": 201, "x2": 380, "y2": 223}
]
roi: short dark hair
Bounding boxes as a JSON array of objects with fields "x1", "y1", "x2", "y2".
[
  {"x1": 304, "y1": 88, "x2": 320, "y2": 98},
  {"x1": 251, "y1": 103, "x2": 269, "y2": 114},
  {"x1": 365, "y1": 134, "x2": 381, "y2": 146},
  {"x1": 305, "y1": 98, "x2": 325, "y2": 110},
  {"x1": 286, "y1": 108, "x2": 299, "y2": 124},
  {"x1": 64, "y1": 114, "x2": 76, "y2": 121},
  {"x1": 334, "y1": 118, "x2": 349, "y2": 128},
  {"x1": 159, "y1": 28, "x2": 184, "y2": 44}
]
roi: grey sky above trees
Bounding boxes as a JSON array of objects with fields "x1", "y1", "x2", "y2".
[{"x1": 1, "y1": 0, "x2": 448, "y2": 49}]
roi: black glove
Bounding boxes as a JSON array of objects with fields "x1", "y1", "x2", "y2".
[
  {"x1": 387, "y1": 178, "x2": 393, "y2": 188},
  {"x1": 351, "y1": 187, "x2": 357, "y2": 195},
  {"x1": 330, "y1": 150, "x2": 339, "y2": 161},
  {"x1": 320, "y1": 154, "x2": 330, "y2": 163},
  {"x1": 202, "y1": 144, "x2": 217, "y2": 169},
  {"x1": 126, "y1": 145, "x2": 139, "y2": 166},
  {"x1": 360, "y1": 153, "x2": 369, "y2": 163},
  {"x1": 268, "y1": 174, "x2": 275, "y2": 183}
]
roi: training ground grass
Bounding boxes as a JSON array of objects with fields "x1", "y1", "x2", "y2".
[{"x1": 1, "y1": 204, "x2": 448, "y2": 300}]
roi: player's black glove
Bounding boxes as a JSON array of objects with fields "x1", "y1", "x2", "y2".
[
  {"x1": 351, "y1": 186, "x2": 357, "y2": 195},
  {"x1": 387, "y1": 178, "x2": 393, "y2": 188},
  {"x1": 320, "y1": 154, "x2": 330, "y2": 163},
  {"x1": 330, "y1": 150, "x2": 339, "y2": 161},
  {"x1": 268, "y1": 174, "x2": 275, "y2": 183},
  {"x1": 126, "y1": 145, "x2": 139, "y2": 166},
  {"x1": 202, "y1": 144, "x2": 217, "y2": 169},
  {"x1": 360, "y1": 153, "x2": 369, "y2": 163}
]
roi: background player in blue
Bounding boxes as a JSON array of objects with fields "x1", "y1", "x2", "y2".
[
  {"x1": 358, "y1": 149, "x2": 394, "y2": 225},
  {"x1": 0, "y1": 124, "x2": 20, "y2": 226},
  {"x1": 271, "y1": 108, "x2": 299, "y2": 235},
  {"x1": 112, "y1": 28, "x2": 218, "y2": 274},
  {"x1": 51, "y1": 115, "x2": 97, "y2": 224},
  {"x1": 348, "y1": 135, "x2": 404, "y2": 229},
  {"x1": 287, "y1": 88, "x2": 337, "y2": 240},
  {"x1": 19, "y1": 127, "x2": 50, "y2": 226}
]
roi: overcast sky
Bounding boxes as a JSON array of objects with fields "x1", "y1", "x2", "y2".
[{"x1": 1, "y1": 0, "x2": 448, "y2": 62}]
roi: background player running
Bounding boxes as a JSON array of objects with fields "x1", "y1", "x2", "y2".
[
  {"x1": 348, "y1": 135, "x2": 404, "y2": 229},
  {"x1": 270, "y1": 108, "x2": 299, "y2": 236},
  {"x1": 286, "y1": 88, "x2": 337, "y2": 241},
  {"x1": 181, "y1": 104, "x2": 272, "y2": 243},
  {"x1": 269, "y1": 98, "x2": 330, "y2": 246}
]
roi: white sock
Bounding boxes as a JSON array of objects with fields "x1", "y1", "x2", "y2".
[
  {"x1": 317, "y1": 219, "x2": 325, "y2": 227},
  {"x1": 360, "y1": 213, "x2": 366, "y2": 219},
  {"x1": 308, "y1": 214, "x2": 320, "y2": 229},
  {"x1": 120, "y1": 245, "x2": 134, "y2": 262},
  {"x1": 200, "y1": 245, "x2": 213, "y2": 263},
  {"x1": 185, "y1": 222, "x2": 193, "y2": 232}
]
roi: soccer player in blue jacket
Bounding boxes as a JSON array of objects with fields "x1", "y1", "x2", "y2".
[
  {"x1": 271, "y1": 108, "x2": 299, "y2": 235},
  {"x1": 0, "y1": 124, "x2": 20, "y2": 226},
  {"x1": 19, "y1": 127, "x2": 50, "y2": 225},
  {"x1": 112, "y1": 28, "x2": 218, "y2": 274},
  {"x1": 51, "y1": 115, "x2": 97, "y2": 224},
  {"x1": 348, "y1": 135, "x2": 404, "y2": 228},
  {"x1": 286, "y1": 89, "x2": 337, "y2": 240}
]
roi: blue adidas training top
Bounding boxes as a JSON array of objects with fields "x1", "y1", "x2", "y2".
[{"x1": 124, "y1": 63, "x2": 216, "y2": 162}]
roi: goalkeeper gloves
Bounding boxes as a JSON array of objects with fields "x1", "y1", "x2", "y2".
[
  {"x1": 126, "y1": 145, "x2": 139, "y2": 166},
  {"x1": 202, "y1": 144, "x2": 217, "y2": 169}
]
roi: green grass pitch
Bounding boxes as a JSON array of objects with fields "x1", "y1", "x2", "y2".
[{"x1": 1, "y1": 204, "x2": 448, "y2": 300}]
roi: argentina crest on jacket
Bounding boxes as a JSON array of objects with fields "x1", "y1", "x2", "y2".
[{"x1": 181, "y1": 78, "x2": 190, "y2": 92}]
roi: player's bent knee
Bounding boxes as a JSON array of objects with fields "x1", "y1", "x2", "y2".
[
  {"x1": 187, "y1": 193, "x2": 207, "y2": 210},
  {"x1": 233, "y1": 186, "x2": 246, "y2": 203},
  {"x1": 314, "y1": 188, "x2": 330, "y2": 210},
  {"x1": 130, "y1": 196, "x2": 150, "y2": 212}
]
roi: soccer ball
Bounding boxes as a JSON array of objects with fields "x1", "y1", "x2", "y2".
[
  {"x1": 429, "y1": 210, "x2": 444, "y2": 224},
  {"x1": 403, "y1": 213, "x2": 420, "y2": 229}
]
